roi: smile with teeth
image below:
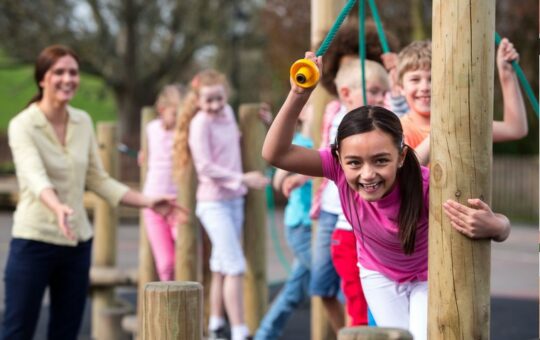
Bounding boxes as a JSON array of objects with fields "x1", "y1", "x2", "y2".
[{"x1": 359, "y1": 181, "x2": 382, "y2": 192}]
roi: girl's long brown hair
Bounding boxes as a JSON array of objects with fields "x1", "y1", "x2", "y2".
[{"x1": 172, "y1": 69, "x2": 229, "y2": 179}]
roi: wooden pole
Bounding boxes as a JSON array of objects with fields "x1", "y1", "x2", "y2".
[
  {"x1": 92, "y1": 122, "x2": 119, "y2": 339},
  {"x1": 239, "y1": 103, "x2": 268, "y2": 333},
  {"x1": 142, "y1": 281, "x2": 203, "y2": 340},
  {"x1": 137, "y1": 107, "x2": 159, "y2": 333},
  {"x1": 311, "y1": 1, "x2": 345, "y2": 339},
  {"x1": 175, "y1": 163, "x2": 198, "y2": 282},
  {"x1": 429, "y1": 0, "x2": 494, "y2": 339},
  {"x1": 338, "y1": 327, "x2": 413, "y2": 340}
]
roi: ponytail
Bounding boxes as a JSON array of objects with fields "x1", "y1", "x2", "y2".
[
  {"x1": 397, "y1": 144, "x2": 423, "y2": 255},
  {"x1": 172, "y1": 90, "x2": 199, "y2": 179}
]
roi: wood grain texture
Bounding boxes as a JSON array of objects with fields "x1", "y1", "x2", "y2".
[
  {"x1": 338, "y1": 326, "x2": 413, "y2": 340},
  {"x1": 142, "y1": 282, "x2": 203, "y2": 340},
  {"x1": 429, "y1": 0, "x2": 494, "y2": 339}
]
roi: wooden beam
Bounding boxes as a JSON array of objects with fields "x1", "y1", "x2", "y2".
[{"x1": 429, "y1": 0, "x2": 495, "y2": 339}]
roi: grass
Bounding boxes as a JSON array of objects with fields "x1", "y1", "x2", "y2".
[{"x1": 0, "y1": 55, "x2": 117, "y2": 132}]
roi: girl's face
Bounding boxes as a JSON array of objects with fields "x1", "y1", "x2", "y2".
[
  {"x1": 338, "y1": 128, "x2": 406, "y2": 201},
  {"x1": 198, "y1": 84, "x2": 227, "y2": 115},
  {"x1": 40, "y1": 55, "x2": 80, "y2": 105},
  {"x1": 159, "y1": 104, "x2": 178, "y2": 130}
]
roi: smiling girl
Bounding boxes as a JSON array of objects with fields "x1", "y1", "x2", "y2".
[
  {"x1": 174, "y1": 69, "x2": 268, "y2": 340},
  {"x1": 262, "y1": 52, "x2": 511, "y2": 340}
]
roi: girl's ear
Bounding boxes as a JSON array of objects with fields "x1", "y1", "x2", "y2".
[{"x1": 398, "y1": 145, "x2": 408, "y2": 167}]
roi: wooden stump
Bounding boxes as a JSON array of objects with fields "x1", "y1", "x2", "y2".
[
  {"x1": 338, "y1": 327, "x2": 413, "y2": 340},
  {"x1": 142, "y1": 282, "x2": 203, "y2": 340}
]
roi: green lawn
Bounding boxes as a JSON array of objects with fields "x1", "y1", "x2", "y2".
[{"x1": 0, "y1": 57, "x2": 117, "y2": 132}]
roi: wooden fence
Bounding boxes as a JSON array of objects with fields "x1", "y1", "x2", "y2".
[{"x1": 492, "y1": 155, "x2": 538, "y2": 222}]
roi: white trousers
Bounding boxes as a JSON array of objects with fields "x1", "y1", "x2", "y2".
[
  {"x1": 196, "y1": 197, "x2": 246, "y2": 275},
  {"x1": 360, "y1": 266, "x2": 427, "y2": 340}
]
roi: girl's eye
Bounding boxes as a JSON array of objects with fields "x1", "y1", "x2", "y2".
[
  {"x1": 347, "y1": 160, "x2": 361, "y2": 167},
  {"x1": 375, "y1": 158, "x2": 389, "y2": 165}
]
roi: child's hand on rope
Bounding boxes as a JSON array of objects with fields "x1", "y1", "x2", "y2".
[
  {"x1": 497, "y1": 38, "x2": 519, "y2": 80},
  {"x1": 443, "y1": 198, "x2": 511, "y2": 242},
  {"x1": 290, "y1": 52, "x2": 322, "y2": 95}
]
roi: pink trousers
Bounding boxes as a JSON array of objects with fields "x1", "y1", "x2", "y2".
[{"x1": 143, "y1": 209, "x2": 178, "y2": 281}]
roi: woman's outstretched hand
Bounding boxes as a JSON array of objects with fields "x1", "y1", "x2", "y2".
[{"x1": 148, "y1": 195, "x2": 189, "y2": 224}]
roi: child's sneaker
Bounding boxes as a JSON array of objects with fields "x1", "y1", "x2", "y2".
[{"x1": 208, "y1": 327, "x2": 228, "y2": 340}]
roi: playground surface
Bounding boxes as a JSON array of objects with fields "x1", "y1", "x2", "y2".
[{"x1": 0, "y1": 210, "x2": 537, "y2": 339}]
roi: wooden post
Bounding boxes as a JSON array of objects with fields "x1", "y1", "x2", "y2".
[
  {"x1": 175, "y1": 163, "x2": 198, "y2": 282},
  {"x1": 311, "y1": 1, "x2": 345, "y2": 339},
  {"x1": 429, "y1": 0, "x2": 494, "y2": 339},
  {"x1": 238, "y1": 103, "x2": 268, "y2": 333},
  {"x1": 338, "y1": 327, "x2": 413, "y2": 340},
  {"x1": 92, "y1": 122, "x2": 119, "y2": 339},
  {"x1": 142, "y1": 282, "x2": 203, "y2": 340},
  {"x1": 137, "y1": 107, "x2": 159, "y2": 333}
]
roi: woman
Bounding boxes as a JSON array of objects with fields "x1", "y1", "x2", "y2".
[{"x1": 1, "y1": 45, "x2": 186, "y2": 340}]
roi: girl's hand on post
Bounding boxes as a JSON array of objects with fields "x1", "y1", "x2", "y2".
[
  {"x1": 443, "y1": 198, "x2": 511, "y2": 241},
  {"x1": 242, "y1": 171, "x2": 270, "y2": 189}
]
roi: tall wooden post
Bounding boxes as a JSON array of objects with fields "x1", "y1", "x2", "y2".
[
  {"x1": 138, "y1": 108, "x2": 158, "y2": 332},
  {"x1": 142, "y1": 282, "x2": 203, "y2": 340},
  {"x1": 429, "y1": 0, "x2": 494, "y2": 339},
  {"x1": 239, "y1": 103, "x2": 268, "y2": 333},
  {"x1": 175, "y1": 164, "x2": 198, "y2": 282},
  {"x1": 92, "y1": 122, "x2": 120, "y2": 339},
  {"x1": 311, "y1": 1, "x2": 345, "y2": 340}
]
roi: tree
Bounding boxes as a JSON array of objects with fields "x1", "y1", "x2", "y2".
[{"x1": 0, "y1": 0, "x2": 262, "y2": 143}]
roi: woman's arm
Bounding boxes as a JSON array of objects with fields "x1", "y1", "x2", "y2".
[
  {"x1": 262, "y1": 52, "x2": 324, "y2": 177},
  {"x1": 40, "y1": 188, "x2": 76, "y2": 241}
]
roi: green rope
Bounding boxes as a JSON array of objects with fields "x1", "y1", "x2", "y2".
[
  {"x1": 359, "y1": 0, "x2": 367, "y2": 104},
  {"x1": 367, "y1": 0, "x2": 390, "y2": 53},
  {"x1": 315, "y1": 0, "x2": 358, "y2": 57},
  {"x1": 265, "y1": 168, "x2": 292, "y2": 274},
  {"x1": 495, "y1": 32, "x2": 539, "y2": 117}
]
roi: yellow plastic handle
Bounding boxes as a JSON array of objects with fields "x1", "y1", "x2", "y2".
[{"x1": 290, "y1": 58, "x2": 320, "y2": 89}]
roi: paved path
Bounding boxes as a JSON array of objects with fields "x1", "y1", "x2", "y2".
[{"x1": 0, "y1": 210, "x2": 537, "y2": 339}]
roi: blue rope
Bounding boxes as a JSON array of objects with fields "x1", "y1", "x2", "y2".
[
  {"x1": 265, "y1": 168, "x2": 291, "y2": 274},
  {"x1": 367, "y1": 0, "x2": 390, "y2": 53},
  {"x1": 359, "y1": 0, "x2": 367, "y2": 104},
  {"x1": 316, "y1": 0, "x2": 358, "y2": 57}
]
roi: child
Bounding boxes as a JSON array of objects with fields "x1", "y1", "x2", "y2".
[
  {"x1": 397, "y1": 39, "x2": 528, "y2": 151},
  {"x1": 255, "y1": 104, "x2": 313, "y2": 340},
  {"x1": 330, "y1": 57, "x2": 392, "y2": 327},
  {"x1": 261, "y1": 52, "x2": 511, "y2": 340},
  {"x1": 141, "y1": 84, "x2": 186, "y2": 281},
  {"x1": 174, "y1": 69, "x2": 268, "y2": 340}
]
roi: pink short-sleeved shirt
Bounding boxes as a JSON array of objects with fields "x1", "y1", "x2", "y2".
[{"x1": 319, "y1": 147, "x2": 430, "y2": 283}]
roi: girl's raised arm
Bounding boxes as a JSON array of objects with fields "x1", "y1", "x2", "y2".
[{"x1": 262, "y1": 52, "x2": 324, "y2": 177}]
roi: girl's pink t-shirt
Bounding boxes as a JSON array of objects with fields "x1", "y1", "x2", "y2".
[
  {"x1": 143, "y1": 119, "x2": 177, "y2": 197},
  {"x1": 319, "y1": 147, "x2": 430, "y2": 283}
]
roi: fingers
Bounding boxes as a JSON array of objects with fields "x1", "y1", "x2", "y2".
[{"x1": 467, "y1": 198, "x2": 490, "y2": 211}]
